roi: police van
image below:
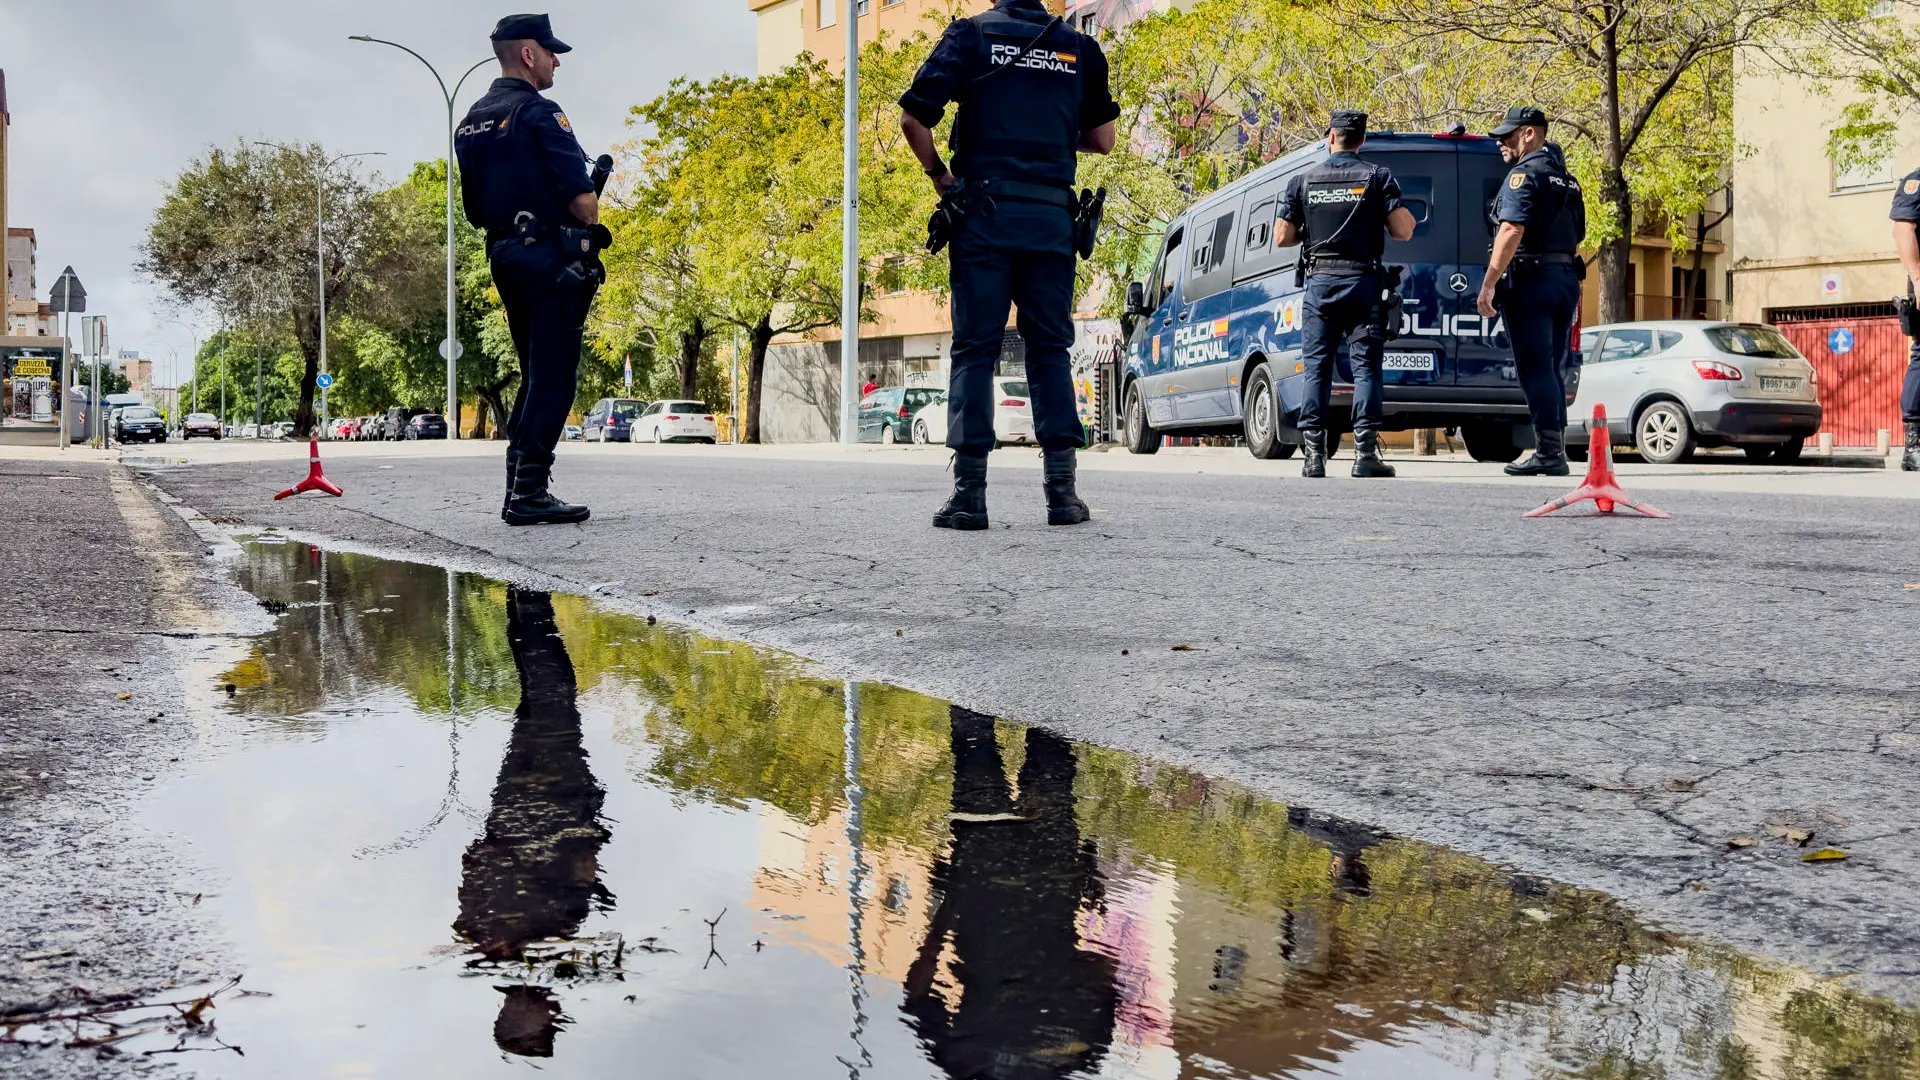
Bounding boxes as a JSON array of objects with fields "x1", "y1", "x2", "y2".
[{"x1": 1117, "y1": 130, "x2": 1579, "y2": 462}]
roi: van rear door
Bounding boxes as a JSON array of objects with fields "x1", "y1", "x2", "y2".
[
  {"x1": 1369, "y1": 144, "x2": 1464, "y2": 389},
  {"x1": 1453, "y1": 147, "x2": 1518, "y2": 390}
]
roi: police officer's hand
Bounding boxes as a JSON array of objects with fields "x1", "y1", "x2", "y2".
[
  {"x1": 932, "y1": 171, "x2": 957, "y2": 197},
  {"x1": 1477, "y1": 281, "x2": 1499, "y2": 318}
]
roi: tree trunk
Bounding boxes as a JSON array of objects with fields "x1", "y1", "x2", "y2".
[
  {"x1": 678, "y1": 317, "x2": 707, "y2": 400},
  {"x1": 292, "y1": 308, "x2": 320, "y2": 437},
  {"x1": 477, "y1": 372, "x2": 518, "y2": 440},
  {"x1": 1686, "y1": 211, "x2": 1709, "y2": 318},
  {"x1": 1596, "y1": 12, "x2": 1632, "y2": 326},
  {"x1": 745, "y1": 315, "x2": 774, "y2": 445}
]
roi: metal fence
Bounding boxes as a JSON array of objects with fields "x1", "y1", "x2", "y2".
[{"x1": 1772, "y1": 314, "x2": 1906, "y2": 447}]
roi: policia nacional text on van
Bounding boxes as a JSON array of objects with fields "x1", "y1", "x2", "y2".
[{"x1": 1116, "y1": 115, "x2": 1582, "y2": 467}]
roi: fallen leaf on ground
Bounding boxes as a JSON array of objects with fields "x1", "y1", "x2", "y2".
[
  {"x1": 641, "y1": 590, "x2": 660, "y2": 597},
  {"x1": 1904, "y1": 583, "x2": 1920, "y2": 591},
  {"x1": 1763, "y1": 824, "x2": 1813, "y2": 844},
  {"x1": 1727, "y1": 836, "x2": 1756, "y2": 848},
  {"x1": 1520, "y1": 908, "x2": 1553, "y2": 922},
  {"x1": 115, "y1": 692, "x2": 132, "y2": 700},
  {"x1": 1802, "y1": 848, "x2": 1848, "y2": 863},
  {"x1": 1171, "y1": 644, "x2": 1195, "y2": 652},
  {"x1": 1668, "y1": 779, "x2": 1697, "y2": 792}
]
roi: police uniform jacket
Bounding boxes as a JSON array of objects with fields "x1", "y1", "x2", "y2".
[
  {"x1": 1891, "y1": 168, "x2": 1920, "y2": 229},
  {"x1": 898, "y1": 0, "x2": 1120, "y2": 194},
  {"x1": 1278, "y1": 151, "x2": 1403, "y2": 271},
  {"x1": 1492, "y1": 146, "x2": 1586, "y2": 257},
  {"x1": 455, "y1": 78, "x2": 595, "y2": 249}
]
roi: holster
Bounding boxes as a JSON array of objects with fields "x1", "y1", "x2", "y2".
[
  {"x1": 1899, "y1": 293, "x2": 1920, "y2": 337},
  {"x1": 1378, "y1": 265, "x2": 1406, "y2": 341},
  {"x1": 926, "y1": 179, "x2": 969, "y2": 255},
  {"x1": 1073, "y1": 187, "x2": 1107, "y2": 261}
]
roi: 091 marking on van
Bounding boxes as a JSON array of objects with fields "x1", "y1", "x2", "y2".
[{"x1": 1403, "y1": 312, "x2": 1507, "y2": 339}]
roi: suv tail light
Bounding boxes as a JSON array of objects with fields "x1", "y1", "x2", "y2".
[
  {"x1": 898, "y1": 405, "x2": 911, "y2": 419},
  {"x1": 703, "y1": 415, "x2": 714, "y2": 421},
  {"x1": 999, "y1": 398, "x2": 1027, "y2": 407},
  {"x1": 665, "y1": 414, "x2": 681, "y2": 421},
  {"x1": 1693, "y1": 360, "x2": 1742, "y2": 381}
]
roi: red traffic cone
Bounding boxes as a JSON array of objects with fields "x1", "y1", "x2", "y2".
[
  {"x1": 274, "y1": 437, "x2": 345, "y2": 500},
  {"x1": 1524, "y1": 405, "x2": 1670, "y2": 519}
]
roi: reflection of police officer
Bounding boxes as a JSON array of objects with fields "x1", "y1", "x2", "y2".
[
  {"x1": 901, "y1": 708, "x2": 1117, "y2": 1079},
  {"x1": 1891, "y1": 168, "x2": 1920, "y2": 472},
  {"x1": 1276, "y1": 110, "x2": 1416, "y2": 479},
  {"x1": 899, "y1": 0, "x2": 1120, "y2": 530},
  {"x1": 456, "y1": 14, "x2": 604, "y2": 526},
  {"x1": 454, "y1": 587, "x2": 612, "y2": 1057},
  {"x1": 1479, "y1": 106, "x2": 1586, "y2": 477}
]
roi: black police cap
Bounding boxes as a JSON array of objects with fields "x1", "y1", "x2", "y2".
[
  {"x1": 1328, "y1": 109, "x2": 1368, "y2": 135},
  {"x1": 1489, "y1": 105, "x2": 1548, "y2": 137},
  {"x1": 491, "y1": 13, "x2": 571, "y2": 54}
]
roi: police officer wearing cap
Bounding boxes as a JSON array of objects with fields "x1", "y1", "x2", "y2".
[
  {"x1": 1891, "y1": 166, "x2": 1920, "y2": 471},
  {"x1": 456, "y1": 14, "x2": 607, "y2": 526},
  {"x1": 898, "y1": 0, "x2": 1120, "y2": 530},
  {"x1": 1479, "y1": 105, "x2": 1586, "y2": 477},
  {"x1": 1275, "y1": 110, "x2": 1416, "y2": 478}
]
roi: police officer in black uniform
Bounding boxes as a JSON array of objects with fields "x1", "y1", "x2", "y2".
[
  {"x1": 899, "y1": 0, "x2": 1120, "y2": 530},
  {"x1": 1276, "y1": 110, "x2": 1416, "y2": 478},
  {"x1": 1479, "y1": 105, "x2": 1586, "y2": 477},
  {"x1": 455, "y1": 14, "x2": 607, "y2": 526},
  {"x1": 1891, "y1": 166, "x2": 1920, "y2": 472}
]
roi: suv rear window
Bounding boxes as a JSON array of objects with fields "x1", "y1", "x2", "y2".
[
  {"x1": 998, "y1": 380, "x2": 1031, "y2": 398},
  {"x1": 1707, "y1": 326, "x2": 1800, "y2": 359}
]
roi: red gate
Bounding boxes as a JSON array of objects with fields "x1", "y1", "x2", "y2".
[{"x1": 1773, "y1": 315, "x2": 1906, "y2": 447}]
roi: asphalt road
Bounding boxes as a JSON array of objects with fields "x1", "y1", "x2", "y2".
[{"x1": 141, "y1": 441, "x2": 1920, "y2": 1005}]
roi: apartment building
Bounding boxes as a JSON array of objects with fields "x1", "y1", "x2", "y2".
[
  {"x1": 1, "y1": 74, "x2": 69, "y2": 438},
  {"x1": 1728, "y1": 59, "x2": 1913, "y2": 445}
]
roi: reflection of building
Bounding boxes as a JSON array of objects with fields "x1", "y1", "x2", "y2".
[{"x1": 0, "y1": 74, "x2": 70, "y2": 441}]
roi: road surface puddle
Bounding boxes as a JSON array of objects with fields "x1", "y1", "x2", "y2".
[{"x1": 129, "y1": 540, "x2": 1918, "y2": 1078}]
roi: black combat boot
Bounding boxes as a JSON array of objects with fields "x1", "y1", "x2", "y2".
[
  {"x1": 502, "y1": 451, "x2": 520, "y2": 521},
  {"x1": 1042, "y1": 448, "x2": 1091, "y2": 525},
  {"x1": 504, "y1": 460, "x2": 591, "y2": 526},
  {"x1": 1301, "y1": 429, "x2": 1327, "y2": 478},
  {"x1": 1505, "y1": 427, "x2": 1570, "y2": 477},
  {"x1": 933, "y1": 453, "x2": 989, "y2": 530},
  {"x1": 1904, "y1": 423, "x2": 1920, "y2": 472},
  {"x1": 1350, "y1": 430, "x2": 1396, "y2": 478}
]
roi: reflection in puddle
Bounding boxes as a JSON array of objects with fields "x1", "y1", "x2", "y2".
[{"x1": 143, "y1": 541, "x2": 1920, "y2": 1078}]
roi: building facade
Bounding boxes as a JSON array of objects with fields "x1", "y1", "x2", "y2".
[
  {"x1": 0, "y1": 75, "x2": 70, "y2": 439},
  {"x1": 1728, "y1": 58, "x2": 1913, "y2": 446}
]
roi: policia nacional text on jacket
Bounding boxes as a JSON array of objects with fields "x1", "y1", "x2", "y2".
[
  {"x1": 898, "y1": 0, "x2": 1121, "y2": 531},
  {"x1": 455, "y1": 13, "x2": 611, "y2": 527}
]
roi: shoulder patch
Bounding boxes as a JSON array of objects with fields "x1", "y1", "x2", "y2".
[
  {"x1": 554, "y1": 112, "x2": 572, "y2": 133},
  {"x1": 1509, "y1": 172, "x2": 1527, "y2": 190},
  {"x1": 1905, "y1": 178, "x2": 1918, "y2": 195}
]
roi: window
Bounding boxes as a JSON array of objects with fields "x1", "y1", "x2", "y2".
[
  {"x1": 998, "y1": 380, "x2": 1032, "y2": 398},
  {"x1": 819, "y1": 0, "x2": 835, "y2": 27},
  {"x1": 1832, "y1": 153, "x2": 1895, "y2": 193},
  {"x1": 1598, "y1": 328, "x2": 1656, "y2": 361},
  {"x1": 1183, "y1": 209, "x2": 1236, "y2": 302},
  {"x1": 1657, "y1": 330, "x2": 1684, "y2": 352},
  {"x1": 1706, "y1": 325, "x2": 1800, "y2": 358},
  {"x1": 1155, "y1": 226, "x2": 1185, "y2": 307},
  {"x1": 1579, "y1": 330, "x2": 1604, "y2": 356},
  {"x1": 1244, "y1": 199, "x2": 1275, "y2": 255}
]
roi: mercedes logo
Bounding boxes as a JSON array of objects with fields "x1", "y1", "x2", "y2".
[{"x1": 1448, "y1": 273, "x2": 1470, "y2": 293}]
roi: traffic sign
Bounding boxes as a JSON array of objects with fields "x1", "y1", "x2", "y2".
[
  {"x1": 439, "y1": 338, "x2": 464, "y2": 362},
  {"x1": 316, "y1": 372, "x2": 335, "y2": 390},
  {"x1": 49, "y1": 267, "x2": 86, "y2": 314},
  {"x1": 1828, "y1": 327, "x2": 1855, "y2": 355}
]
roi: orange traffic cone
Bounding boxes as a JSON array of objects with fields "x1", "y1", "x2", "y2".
[
  {"x1": 274, "y1": 438, "x2": 345, "y2": 500},
  {"x1": 1524, "y1": 405, "x2": 1670, "y2": 519}
]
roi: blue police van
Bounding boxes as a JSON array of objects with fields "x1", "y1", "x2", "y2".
[{"x1": 1117, "y1": 130, "x2": 1579, "y2": 462}]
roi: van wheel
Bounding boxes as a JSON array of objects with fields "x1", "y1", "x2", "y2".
[
  {"x1": 1634, "y1": 401, "x2": 1694, "y2": 465},
  {"x1": 1242, "y1": 366, "x2": 1288, "y2": 460},
  {"x1": 1124, "y1": 384, "x2": 1162, "y2": 455},
  {"x1": 1462, "y1": 422, "x2": 1520, "y2": 463}
]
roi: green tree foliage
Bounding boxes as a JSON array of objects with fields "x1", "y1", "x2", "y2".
[
  {"x1": 1767, "y1": 0, "x2": 1920, "y2": 175},
  {"x1": 177, "y1": 327, "x2": 305, "y2": 428},
  {"x1": 140, "y1": 142, "x2": 443, "y2": 436}
]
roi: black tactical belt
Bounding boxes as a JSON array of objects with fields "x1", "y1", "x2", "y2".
[
  {"x1": 1309, "y1": 257, "x2": 1382, "y2": 273},
  {"x1": 971, "y1": 177, "x2": 1075, "y2": 208},
  {"x1": 1514, "y1": 252, "x2": 1578, "y2": 265}
]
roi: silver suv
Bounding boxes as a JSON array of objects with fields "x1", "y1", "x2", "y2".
[{"x1": 1569, "y1": 321, "x2": 1822, "y2": 465}]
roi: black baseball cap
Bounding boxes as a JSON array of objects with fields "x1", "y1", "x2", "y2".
[
  {"x1": 491, "y1": 13, "x2": 571, "y2": 54},
  {"x1": 1489, "y1": 105, "x2": 1548, "y2": 137},
  {"x1": 1329, "y1": 109, "x2": 1368, "y2": 135}
]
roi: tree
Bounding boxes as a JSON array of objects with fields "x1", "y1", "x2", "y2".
[
  {"x1": 141, "y1": 142, "x2": 441, "y2": 436},
  {"x1": 1767, "y1": 0, "x2": 1920, "y2": 173}
]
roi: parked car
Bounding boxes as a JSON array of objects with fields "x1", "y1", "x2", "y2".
[
  {"x1": 563, "y1": 424, "x2": 583, "y2": 441},
  {"x1": 1569, "y1": 321, "x2": 1822, "y2": 465},
  {"x1": 403, "y1": 413, "x2": 449, "y2": 440},
  {"x1": 182, "y1": 412, "x2": 222, "y2": 440},
  {"x1": 115, "y1": 405, "x2": 168, "y2": 444},
  {"x1": 904, "y1": 379, "x2": 1031, "y2": 447},
  {"x1": 269, "y1": 421, "x2": 296, "y2": 440},
  {"x1": 856, "y1": 386, "x2": 947, "y2": 445},
  {"x1": 376, "y1": 407, "x2": 427, "y2": 441},
  {"x1": 630, "y1": 400, "x2": 718, "y2": 444},
  {"x1": 583, "y1": 397, "x2": 647, "y2": 442}
]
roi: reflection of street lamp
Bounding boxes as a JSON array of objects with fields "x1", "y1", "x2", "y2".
[
  {"x1": 350, "y1": 35, "x2": 492, "y2": 438},
  {"x1": 255, "y1": 143, "x2": 385, "y2": 436}
]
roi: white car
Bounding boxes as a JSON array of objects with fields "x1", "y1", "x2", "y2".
[
  {"x1": 630, "y1": 399, "x2": 718, "y2": 444},
  {"x1": 1569, "y1": 321, "x2": 1823, "y2": 465},
  {"x1": 910, "y1": 378, "x2": 1034, "y2": 446}
]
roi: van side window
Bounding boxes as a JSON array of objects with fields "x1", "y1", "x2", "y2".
[
  {"x1": 1233, "y1": 179, "x2": 1291, "y2": 282},
  {"x1": 1156, "y1": 227, "x2": 1184, "y2": 307},
  {"x1": 1183, "y1": 208, "x2": 1238, "y2": 303},
  {"x1": 1244, "y1": 199, "x2": 1274, "y2": 254}
]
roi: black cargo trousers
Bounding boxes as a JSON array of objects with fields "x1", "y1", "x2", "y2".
[{"x1": 492, "y1": 240, "x2": 597, "y2": 468}]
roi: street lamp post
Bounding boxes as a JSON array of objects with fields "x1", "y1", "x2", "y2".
[
  {"x1": 838, "y1": 0, "x2": 861, "y2": 445},
  {"x1": 255, "y1": 143, "x2": 384, "y2": 438},
  {"x1": 351, "y1": 35, "x2": 491, "y2": 439}
]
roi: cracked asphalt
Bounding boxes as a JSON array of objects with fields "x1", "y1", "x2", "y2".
[{"x1": 136, "y1": 443, "x2": 1920, "y2": 1005}]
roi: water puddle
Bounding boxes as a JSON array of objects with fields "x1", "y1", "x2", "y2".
[{"x1": 127, "y1": 540, "x2": 1919, "y2": 1078}]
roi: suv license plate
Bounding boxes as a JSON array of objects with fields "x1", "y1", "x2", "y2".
[
  {"x1": 1759, "y1": 376, "x2": 1799, "y2": 392},
  {"x1": 1382, "y1": 352, "x2": 1436, "y2": 372}
]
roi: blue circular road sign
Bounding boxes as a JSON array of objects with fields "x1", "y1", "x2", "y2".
[
  {"x1": 1828, "y1": 328, "x2": 1854, "y2": 355},
  {"x1": 316, "y1": 372, "x2": 335, "y2": 389}
]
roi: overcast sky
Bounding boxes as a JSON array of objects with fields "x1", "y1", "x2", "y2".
[{"x1": 0, "y1": 0, "x2": 755, "y2": 382}]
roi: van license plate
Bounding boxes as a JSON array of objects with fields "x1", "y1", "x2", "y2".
[
  {"x1": 1759, "y1": 376, "x2": 1799, "y2": 392},
  {"x1": 1382, "y1": 352, "x2": 1436, "y2": 372}
]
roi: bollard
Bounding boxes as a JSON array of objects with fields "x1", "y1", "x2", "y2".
[
  {"x1": 1818, "y1": 432, "x2": 1835, "y2": 456},
  {"x1": 1877, "y1": 429, "x2": 1893, "y2": 456}
]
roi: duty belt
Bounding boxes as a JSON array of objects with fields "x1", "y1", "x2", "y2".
[
  {"x1": 1513, "y1": 252, "x2": 1578, "y2": 265},
  {"x1": 967, "y1": 177, "x2": 1075, "y2": 209},
  {"x1": 1308, "y1": 257, "x2": 1382, "y2": 274}
]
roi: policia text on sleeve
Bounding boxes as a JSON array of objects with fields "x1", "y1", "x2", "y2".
[
  {"x1": 455, "y1": 13, "x2": 613, "y2": 527},
  {"x1": 898, "y1": 0, "x2": 1119, "y2": 532}
]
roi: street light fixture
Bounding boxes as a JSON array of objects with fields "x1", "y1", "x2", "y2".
[
  {"x1": 350, "y1": 34, "x2": 492, "y2": 439},
  {"x1": 255, "y1": 142, "x2": 384, "y2": 437}
]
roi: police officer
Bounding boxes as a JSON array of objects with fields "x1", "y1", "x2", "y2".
[
  {"x1": 1891, "y1": 167, "x2": 1920, "y2": 471},
  {"x1": 1479, "y1": 105, "x2": 1586, "y2": 477},
  {"x1": 455, "y1": 14, "x2": 607, "y2": 526},
  {"x1": 898, "y1": 0, "x2": 1120, "y2": 530},
  {"x1": 1275, "y1": 110, "x2": 1416, "y2": 478}
]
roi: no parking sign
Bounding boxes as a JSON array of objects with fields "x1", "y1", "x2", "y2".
[{"x1": 1828, "y1": 327, "x2": 1855, "y2": 355}]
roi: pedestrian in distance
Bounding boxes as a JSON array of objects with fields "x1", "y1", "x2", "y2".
[
  {"x1": 455, "y1": 13, "x2": 612, "y2": 526},
  {"x1": 1478, "y1": 106, "x2": 1587, "y2": 477},
  {"x1": 1891, "y1": 168, "x2": 1920, "y2": 472},
  {"x1": 898, "y1": 0, "x2": 1121, "y2": 530},
  {"x1": 1274, "y1": 110, "x2": 1416, "y2": 479}
]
